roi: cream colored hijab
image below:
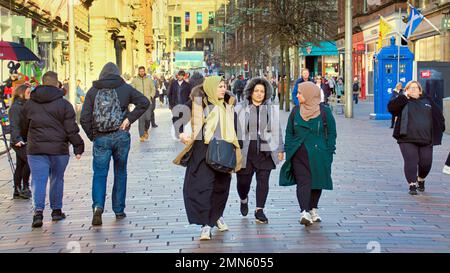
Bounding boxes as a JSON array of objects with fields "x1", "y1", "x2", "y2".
[
  {"x1": 298, "y1": 81, "x2": 321, "y2": 121},
  {"x1": 202, "y1": 76, "x2": 240, "y2": 149}
]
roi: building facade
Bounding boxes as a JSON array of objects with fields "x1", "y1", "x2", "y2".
[{"x1": 336, "y1": 0, "x2": 450, "y2": 99}]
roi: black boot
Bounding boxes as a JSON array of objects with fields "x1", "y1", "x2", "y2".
[
  {"x1": 32, "y1": 211, "x2": 44, "y2": 228},
  {"x1": 13, "y1": 187, "x2": 21, "y2": 199},
  {"x1": 20, "y1": 186, "x2": 32, "y2": 199},
  {"x1": 409, "y1": 183, "x2": 418, "y2": 195},
  {"x1": 51, "y1": 209, "x2": 66, "y2": 221},
  {"x1": 92, "y1": 207, "x2": 103, "y2": 226}
]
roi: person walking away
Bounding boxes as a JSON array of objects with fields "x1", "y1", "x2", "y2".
[
  {"x1": 280, "y1": 82, "x2": 336, "y2": 226},
  {"x1": 233, "y1": 75, "x2": 245, "y2": 103},
  {"x1": 352, "y1": 77, "x2": 360, "y2": 104},
  {"x1": 81, "y1": 62, "x2": 150, "y2": 226},
  {"x1": 292, "y1": 68, "x2": 313, "y2": 106},
  {"x1": 9, "y1": 84, "x2": 31, "y2": 199},
  {"x1": 131, "y1": 66, "x2": 155, "y2": 142},
  {"x1": 75, "y1": 79, "x2": 86, "y2": 124},
  {"x1": 335, "y1": 78, "x2": 344, "y2": 102},
  {"x1": 23, "y1": 71, "x2": 84, "y2": 228},
  {"x1": 390, "y1": 82, "x2": 404, "y2": 128},
  {"x1": 388, "y1": 80, "x2": 445, "y2": 195},
  {"x1": 236, "y1": 77, "x2": 284, "y2": 224},
  {"x1": 173, "y1": 76, "x2": 242, "y2": 240},
  {"x1": 167, "y1": 70, "x2": 192, "y2": 138}
]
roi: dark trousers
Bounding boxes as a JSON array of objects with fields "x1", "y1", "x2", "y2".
[
  {"x1": 292, "y1": 144, "x2": 322, "y2": 211},
  {"x1": 445, "y1": 152, "x2": 450, "y2": 166},
  {"x1": 150, "y1": 97, "x2": 157, "y2": 126},
  {"x1": 237, "y1": 168, "x2": 271, "y2": 209},
  {"x1": 391, "y1": 115, "x2": 396, "y2": 128},
  {"x1": 353, "y1": 94, "x2": 359, "y2": 104},
  {"x1": 13, "y1": 146, "x2": 30, "y2": 189},
  {"x1": 399, "y1": 143, "x2": 433, "y2": 184}
]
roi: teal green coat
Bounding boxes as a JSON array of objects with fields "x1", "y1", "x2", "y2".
[{"x1": 279, "y1": 105, "x2": 337, "y2": 189}]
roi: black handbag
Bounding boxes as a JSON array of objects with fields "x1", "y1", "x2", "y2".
[{"x1": 206, "y1": 138, "x2": 236, "y2": 173}]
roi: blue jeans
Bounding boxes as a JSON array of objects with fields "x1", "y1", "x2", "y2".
[
  {"x1": 28, "y1": 155, "x2": 70, "y2": 212},
  {"x1": 92, "y1": 130, "x2": 131, "y2": 214}
]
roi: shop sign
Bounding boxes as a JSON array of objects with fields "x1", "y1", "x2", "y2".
[
  {"x1": 420, "y1": 70, "x2": 431, "y2": 79},
  {"x1": 38, "y1": 32, "x2": 53, "y2": 42},
  {"x1": 53, "y1": 32, "x2": 68, "y2": 41}
]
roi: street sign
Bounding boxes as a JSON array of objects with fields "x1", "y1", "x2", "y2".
[{"x1": 420, "y1": 70, "x2": 432, "y2": 79}]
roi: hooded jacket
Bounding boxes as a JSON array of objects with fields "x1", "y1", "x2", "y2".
[
  {"x1": 235, "y1": 77, "x2": 284, "y2": 168},
  {"x1": 80, "y1": 62, "x2": 150, "y2": 141},
  {"x1": 22, "y1": 85, "x2": 84, "y2": 156},
  {"x1": 9, "y1": 98, "x2": 28, "y2": 146}
]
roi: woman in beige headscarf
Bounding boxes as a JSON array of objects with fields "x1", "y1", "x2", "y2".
[
  {"x1": 280, "y1": 82, "x2": 337, "y2": 226},
  {"x1": 173, "y1": 76, "x2": 241, "y2": 241}
]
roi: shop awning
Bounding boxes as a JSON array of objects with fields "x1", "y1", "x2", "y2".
[{"x1": 300, "y1": 41, "x2": 338, "y2": 56}]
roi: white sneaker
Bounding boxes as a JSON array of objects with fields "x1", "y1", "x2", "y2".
[
  {"x1": 299, "y1": 211, "x2": 313, "y2": 226},
  {"x1": 310, "y1": 208, "x2": 322, "y2": 223},
  {"x1": 216, "y1": 217, "x2": 229, "y2": 232},
  {"x1": 443, "y1": 165, "x2": 450, "y2": 175},
  {"x1": 200, "y1": 225, "x2": 211, "y2": 240}
]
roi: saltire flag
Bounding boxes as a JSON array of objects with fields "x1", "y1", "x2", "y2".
[{"x1": 404, "y1": 5, "x2": 424, "y2": 39}]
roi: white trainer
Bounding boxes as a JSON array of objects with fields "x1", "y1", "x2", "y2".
[
  {"x1": 200, "y1": 225, "x2": 211, "y2": 240},
  {"x1": 310, "y1": 208, "x2": 322, "y2": 223},
  {"x1": 443, "y1": 165, "x2": 450, "y2": 175},
  {"x1": 299, "y1": 211, "x2": 313, "y2": 226},
  {"x1": 216, "y1": 217, "x2": 229, "y2": 232}
]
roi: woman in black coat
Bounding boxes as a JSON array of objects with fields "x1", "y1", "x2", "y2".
[
  {"x1": 388, "y1": 80, "x2": 445, "y2": 195},
  {"x1": 9, "y1": 84, "x2": 32, "y2": 199},
  {"x1": 173, "y1": 76, "x2": 242, "y2": 241}
]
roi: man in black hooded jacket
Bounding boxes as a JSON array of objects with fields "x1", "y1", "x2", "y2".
[
  {"x1": 81, "y1": 62, "x2": 150, "y2": 226},
  {"x1": 23, "y1": 71, "x2": 85, "y2": 228}
]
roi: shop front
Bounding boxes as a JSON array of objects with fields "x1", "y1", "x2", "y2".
[{"x1": 299, "y1": 41, "x2": 339, "y2": 78}]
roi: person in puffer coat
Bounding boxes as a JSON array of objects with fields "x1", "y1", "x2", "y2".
[{"x1": 234, "y1": 77, "x2": 284, "y2": 224}]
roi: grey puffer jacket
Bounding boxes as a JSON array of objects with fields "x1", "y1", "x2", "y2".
[{"x1": 235, "y1": 77, "x2": 284, "y2": 168}]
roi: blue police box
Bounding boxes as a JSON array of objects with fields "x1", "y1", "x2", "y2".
[{"x1": 371, "y1": 36, "x2": 414, "y2": 120}]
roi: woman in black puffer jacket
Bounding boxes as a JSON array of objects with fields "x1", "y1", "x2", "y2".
[{"x1": 388, "y1": 80, "x2": 445, "y2": 195}]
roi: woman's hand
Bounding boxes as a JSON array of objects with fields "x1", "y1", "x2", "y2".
[
  {"x1": 278, "y1": 152, "x2": 284, "y2": 161},
  {"x1": 179, "y1": 133, "x2": 191, "y2": 145}
]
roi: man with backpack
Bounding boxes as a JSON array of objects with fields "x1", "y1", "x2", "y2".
[{"x1": 80, "y1": 62, "x2": 150, "y2": 226}]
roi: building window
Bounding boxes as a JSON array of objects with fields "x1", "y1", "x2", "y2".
[
  {"x1": 197, "y1": 12, "x2": 203, "y2": 31},
  {"x1": 415, "y1": 35, "x2": 441, "y2": 61},
  {"x1": 174, "y1": 16, "x2": 182, "y2": 50},
  {"x1": 208, "y1": 11, "x2": 214, "y2": 25}
]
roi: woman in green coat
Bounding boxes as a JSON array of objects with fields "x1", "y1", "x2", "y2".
[{"x1": 279, "y1": 82, "x2": 336, "y2": 226}]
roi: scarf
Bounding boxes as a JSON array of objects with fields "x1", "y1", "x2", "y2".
[{"x1": 298, "y1": 82, "x2": 321, "y2": 121}]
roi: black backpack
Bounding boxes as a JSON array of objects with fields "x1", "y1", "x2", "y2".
[
  {"x1": 352, "y1": 82, "x2": 359, "y2": 92},
  {"x1": 289, "y1": 104, "x2": 328, "y2": 140},
  {"x1": 93, "y1": 88, "x2": 124, "y2": 133}
]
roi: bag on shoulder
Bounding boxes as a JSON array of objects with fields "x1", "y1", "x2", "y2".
[
  {"x1": 93, "y1": 88, "x2": 124, "y2": 133},
  {"x1": 352, "y1": 83, "x2": 359, "y2": 92},
  {"x1": 206, "y1": 138, "x2": 237, "y2": 173}
]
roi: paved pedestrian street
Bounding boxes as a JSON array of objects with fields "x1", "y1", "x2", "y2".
[{"x1": 0, "y1": 101, "x2": 449, "y2": 253}]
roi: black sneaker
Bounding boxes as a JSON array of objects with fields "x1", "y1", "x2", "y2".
[
  {"x1": 13, "y1": 187, "x2": 21, "y2": 199},
  {"x1": 115, "y1": 212, "x2": 127, "y2": 220},
  {"x1": 92, "y1": 207, "x2": 103, "y2": 226},
  {"x1": 20, "y1": 187, "x2": 32, "y2": 199},
  {"x1": 51, "y1": 209, "x2": 66, "y2": 221},
  {"x1": 255, "y1": 209, "x2": 268, "y2": 224},
  {"x1": 152, "y1": 124, "x2": 158, "y2": 128},
  {"x1": 409, "y1": 183, "x2": 418, "y2": 195},
  {"x1": 418, "y1": 181, "x2": 425, "y2": 192},
  {"x1": 240, "y1": 200, "x2": 248, "y2": 216},
  {"x1": 32, "y1": 211, "x2": 43, "y2": 228}
]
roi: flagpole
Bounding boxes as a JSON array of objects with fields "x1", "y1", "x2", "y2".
[
  {"x1": 397, "y1": 8, "x2": 401, "y2": 84},
  {"x1": 407, "y1": 2, "x2": 442, "y2": 34}
]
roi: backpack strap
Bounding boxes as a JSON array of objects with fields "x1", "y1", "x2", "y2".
[
  {"x1": 320, "y1": 103, "x2": 328, "y2": 141},
  {"x1": 289, "y1": 105, "x2": 299, "y2": 135}
]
